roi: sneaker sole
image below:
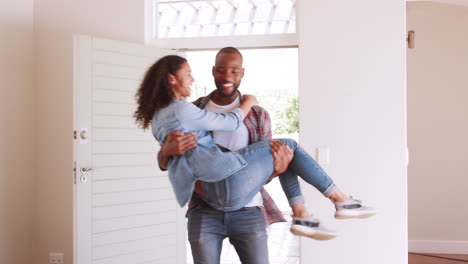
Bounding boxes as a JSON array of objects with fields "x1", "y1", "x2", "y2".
[
  {"x1": 334, "y1": 211, "x2": 377, "y2": 219},
  {"x1": 290, "y1": 225, "x2": 337, "y2": 241}
]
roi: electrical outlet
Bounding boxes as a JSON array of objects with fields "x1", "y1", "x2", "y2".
[{"x1": 49, "y1": 252, "x2": 64, "y2": 264}]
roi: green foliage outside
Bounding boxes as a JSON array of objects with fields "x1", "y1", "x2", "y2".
[
  {"x1": 274, "y1": 96, "x2": 299, "y2": 135},
  {"x1": 254, "y1": 91, "x2": 299, "y2": 137}
]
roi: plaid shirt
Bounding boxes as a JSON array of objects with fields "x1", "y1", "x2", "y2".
[{"x1": 190, "y1": 91, "x2": 286, "y2": 225}]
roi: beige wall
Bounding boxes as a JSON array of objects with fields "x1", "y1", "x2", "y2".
[
  {"x1": 298, "y1": 1, "x2": 407, "y2": 263},
  {"x1": 408, "y1": 1, "x2": 468, "y2": 247},
  {"x1": 0, "y1": 1, "x2": 35, "y2": 264},
  {"x1": 33, "y1": 0, "x2": 144, "y2": 262}
]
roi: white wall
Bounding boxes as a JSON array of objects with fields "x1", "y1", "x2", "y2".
[
  {"x1": 297, "y1": 1, "x2": 407, "y2": 263},
  {"x1": 407, "y1": 2, "x2": 468, "y2": 253},
  {"x1": 0, "y1": 0, "x2": 407, "y2": 263},
  {"x1": 33, "y1": 0, "x2": 144, "y2": 262},
  {"x1": 0, "y1": 1, "x2": 35, "y2": 264}
]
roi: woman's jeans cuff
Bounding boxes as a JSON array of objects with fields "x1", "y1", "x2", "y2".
[
  {"x1": 322, "y1": 183, "x2": 337, "y2": 198},
  {"x1": 288, "y1": 196, "x2": 305, "y2": 206}
]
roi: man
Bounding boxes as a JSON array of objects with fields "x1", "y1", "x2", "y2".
[{"x1": 158, "y1": 47, "x2": 296, "y2": 264}]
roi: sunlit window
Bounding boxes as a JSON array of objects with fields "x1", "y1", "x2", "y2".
[{"x1": 154, "y1": 0, "x2": 296, "y2": 39}]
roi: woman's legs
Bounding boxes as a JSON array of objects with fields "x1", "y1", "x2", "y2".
[
  {"x1": 275, "y1": 138, "x2": 376, "y2": 219},
  {"x1": 200, "y1": 138, "x2": 375, "y2": 219},
  {"x1": 274, "y1": 138, "x2": 337, "y2": 196},
  {"x1": 328, "y1": 189, "x2": 350, "y2": 203},
  {"x1": 200, "y1": 141, "x2": 277, "y2": 211},
  {"x1": 291, "y1": 203, "x2": 308, "y2": 218},
  {"x1": 277, "y1": 170, "x2": 305, "y2": 207},
  {"x1": 200, "y1": 139, "x2": 336, "y2": 211},
  {"x1": 285, "y1": 188, "x2": 338, "y2": 240}
]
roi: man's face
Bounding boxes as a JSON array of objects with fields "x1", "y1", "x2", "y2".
[{"x1": 212, "y1": 52, "x2": 245, "y2": 98}]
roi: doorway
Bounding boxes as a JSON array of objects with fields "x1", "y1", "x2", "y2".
[{"x1": 185, "y1": 47, "x2": 300, "y2": 264}]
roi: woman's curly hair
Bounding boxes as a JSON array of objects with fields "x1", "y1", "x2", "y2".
[{"x1": 134, "y1": 55, "x2": 187, "y2": 130}]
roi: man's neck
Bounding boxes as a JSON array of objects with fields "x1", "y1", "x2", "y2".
[{"x1": 210, "y1": 91, "x2": 240, "y2": 106}]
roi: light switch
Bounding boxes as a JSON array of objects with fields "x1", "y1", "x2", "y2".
[{"x1": 317, "y1": 146, "x2": 330, "y2": 165}]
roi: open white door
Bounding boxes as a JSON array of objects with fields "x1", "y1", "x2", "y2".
[{"x1": 73, "y1": 35, "x2": 185, "y2": 264}]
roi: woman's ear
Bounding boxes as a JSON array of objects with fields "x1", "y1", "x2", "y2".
[{"x1": 168, "y1": 74, "x2": 176, "y2": 85}]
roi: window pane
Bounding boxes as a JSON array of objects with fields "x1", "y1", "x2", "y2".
[{"x1": 155, "y1": 0, "x2": 296, "y2": 39}]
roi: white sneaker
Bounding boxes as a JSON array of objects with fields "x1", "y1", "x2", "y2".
[
  {"x1": 290, "y1": 215, "x2": 337, "y2": 241},
  {"x1": 334, "y1": 196, "x2": 377, "y2": 219}
]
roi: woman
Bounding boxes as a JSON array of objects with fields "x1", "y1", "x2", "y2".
[{"x1": 134, "y1": 55, "x2": 376, "y2": 240}]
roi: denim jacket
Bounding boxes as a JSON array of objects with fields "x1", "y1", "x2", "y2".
[{"x1": 152, "y1": 99, "x2": 248, "y2": 207}]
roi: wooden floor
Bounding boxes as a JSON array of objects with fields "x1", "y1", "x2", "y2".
[{"x1": 409, "y1": 253, "x2": 468, "y2": 264}]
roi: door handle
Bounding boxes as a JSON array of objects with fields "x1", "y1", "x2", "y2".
[
  {"x1": 79, "y1": 167, "x2": 93, "y2": 183},
  {"x1": 80, "y1": 166, "x2": 94, "y2": 174}
]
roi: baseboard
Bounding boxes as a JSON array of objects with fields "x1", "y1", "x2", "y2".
[{"x1": 409, "y1": 240, "x2": 468, "y2": 254}]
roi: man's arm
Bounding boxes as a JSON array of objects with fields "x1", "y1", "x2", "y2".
[
  {"x1": 255, "y1": 105, "x2": 273, "y2": 140},
  {"x1": 158, "y1": 131, "x2": 197, "y2": 170},
  {"x1": 252, "y1": 106, "x2": 293, "y2": 179},
  {"x1": 269, "y1": 140, "x2": 293, "y2": 180},
  {"x1": 247, "y1": 105, "x2": 288, "y2": 224}
]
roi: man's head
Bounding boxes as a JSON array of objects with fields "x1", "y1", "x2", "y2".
[{"x1": 212, "y1": 47, "x2": 245, "y2": 99}]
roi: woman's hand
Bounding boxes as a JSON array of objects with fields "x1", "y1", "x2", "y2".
[
  {"x1": 243, "y1": 94, "x2": 258, "y2": 107},
  {"x1": 239, "y1": 94, "x2": 258, "y2": 117}
]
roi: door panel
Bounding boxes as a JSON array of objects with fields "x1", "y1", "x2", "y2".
[{"x1": 73, "y1": 35, "x2": 184, "y2": 264}]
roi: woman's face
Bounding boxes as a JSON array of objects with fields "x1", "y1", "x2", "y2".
[{"x1": 170, "y1": 61, "x2": 194, "y2": 99}]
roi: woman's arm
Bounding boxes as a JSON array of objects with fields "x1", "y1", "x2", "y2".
[
  {"x1": 239, "y1": 94, "x2": 258, "y2": 117},
  {"x1": 175, "y1": 95, "x2": 257, "y2": 132}
]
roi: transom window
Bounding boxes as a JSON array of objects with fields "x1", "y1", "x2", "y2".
[{"x1": 153, "y1": 0, "x2": 296, "y2": 39}]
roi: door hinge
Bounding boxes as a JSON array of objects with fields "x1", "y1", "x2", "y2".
[
  {"x1": 407, "y1": 30, "x2": 415, "y2": 49},
  {"x1": 73, "y1": 161, "x2": 77, "y2": 184}
]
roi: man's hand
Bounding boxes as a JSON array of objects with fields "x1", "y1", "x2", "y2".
[
  {"x1": 158, "y1": 131, "x2": 197, "y2": 170},
  {"x1": 161, "y1": 131, "x2": 197, "y2": 156},
  {"x1": 269, "y1": 140, "x2": 293, "y2": 181}
]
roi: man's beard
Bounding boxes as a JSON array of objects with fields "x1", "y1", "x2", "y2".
[{"x1": 216, "y1": 86, "x2": 238, "y2": 98}]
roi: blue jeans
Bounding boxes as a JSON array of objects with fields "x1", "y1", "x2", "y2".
[
  {"x1": 187, "y1": 205, "x2": 269, "y2": 264},
  {"x1": 201, "y1": 138, "x2": 336, "y2": 211}
]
